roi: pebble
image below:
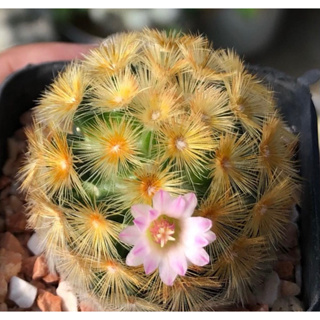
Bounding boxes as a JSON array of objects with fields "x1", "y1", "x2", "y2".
[
  {"x1": 0, "y1": 217, "x2": 5, "y2": 233},
  {"x1": 0, "y1": 273, "x2": 8, "y2": 302},
  {"x1": 79, "y1": 300, "x2": 96, "y2": 312},
  {"x1": 282, "y1": 223, "x2": 299, "y2": 249},
  {"x1": 21, "y1": 256, "x2": 37, "y2": 279},
  {"x1": 0, "y1": 231, "x2": 26, "y2": 256},
  {"x1": 8, "y1": 195, "x2": 24, "y2": 212},
  {"x1": 274, "y1": 260, "x2": 295, "y2": 281},
  {"x1": 8, "y1": 276, "x2": 37, "y2": 308},
  {"x1": 27, "y1": 232, "x2": 43, "y2": 256},
  {"x1": 37, "y1": 289, "x2": 62, "y2": 312},
  {"x1": 0, "y1": 176, "x2": 11, "y2": 190},
  {"x1": 56, "y1": 281, "x2": 78, "y2": 312},
  {"x1": 0, "y1": 302, "x2": 8, "y2": 311},
  {"x1": 32, "y1": 255, "x2": 49, "y2": 280},
  {"x1": 280, "y1": 280, "x2": 301, "y2": 297},
  {"x1": 272, "y1": 296, "x2": 304, "y2": 311},
  {"x1": 249, "y1": 304, "x2": 269, "y2": 311},
  {"x1": 0, "y1": 248, "x2": 22, "y2": 281},
  {"x1": 43, "y1": 272, "x2": 60, "y2": 284},
  {"x1": 6, "y1": 211, "x2": 27, "y2": 234},
  {"x1": 254, "y1": 271, "x2": 280, "y2": 307}
]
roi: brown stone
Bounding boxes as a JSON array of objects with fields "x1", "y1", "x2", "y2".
[
  {"x1": 8, "y1": 195, "x2": 24, "y2": 213},
  {"x1": 21, "y1": 256, "x2": 37, "y2": 279},
  {"x1": 278, "y1": 246, "x2": 301, "y2": 265},
  {"x1": 5, "y1": 211, "x2": 27, "y2": 234},
  {"x1": 0, "y1": 186, "x2": 11, "y2": 201},
  {"x1": 272, "y1": 296, "x2": 304, "y2": 311},
  {"x1": 0, "y1": 273, "x2": 8, "y2": 303},
  {"x1": 0, "y1": 248, "x2": 22, "y2": 281},
  {"x1": 0, "y1": 217, "x2": 5, "y2": 233},
  {"x1": 280, "y1": 280, "x2": 301, "y2": 297},
  {"x1": 0, "y1": 176, "x2": 11, "y2": 190},
  {"x1": 249, "y1": 304, "x2": 269, "y2": 311},
  {"x1": 79, "y1": 301, "x2": 96, "y2": 311},
  {"x1": 43, "y1": 272, "x2": 60, "y2": 284},
  {"x1": 32, "y1": 255, "x2": 49, "y2": 280},
  {"x1": 16, "y1": 232, "x2": 32, "y2": 249},
  {"x1": 282, "y1": 223, "x2": 299, "y2": 249},
  {"x1": 274, "y1": 260, "x2": 295, "y2": 281},
  {"x1": 30, "y1": 279, "x2": 46, "y2": 291},
  {"x1": 37, "y1": 289, "x2": 62, "y2": 312},
  {"x1": 20, "y1": 111, "x2": 32, "y2": 126},
  {"x1": 2, "y1": 159, "x2": 16, "y2": 177},
  {"x1": 0, "y1": 302, "x2": 8, "y2": 311},
  {"x1": 0, "y1": 232, "x2": 25, "y2": 255},
  {"x1": 14, "y1": 128, "x2": 27, "y2": 141}
]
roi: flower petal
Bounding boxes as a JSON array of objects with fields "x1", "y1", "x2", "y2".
[
  {"x1": 204, "y1": 230, "x2": 216, "y2": 243},
  {"x1": 168, "y1": 248, "x2": 188, "y2": 276},
  {"x1": 126, "y1": 240, "x2": 150, "y2": 266},
  {"x1": 185, "y1": 247, "x2": 210, "y2": 267},
  {"x1": 152, "y1": 190, "x2": 172, "y2": 213},
  {"x1": 194, "y1": 235, "x2": 210, "y2": 247},
  {"x1": 159, "y1": 258, "x2": 178, "y2": 286},
  {"x1": 119, "y1": 225, "x2": 140, "y2": 245},
  {"x1": 166, "y1": 195, "x2": 186, "y2": 218},
  {"x1": 149, "y1": 209, "x2": 160, "y2": 220},
  {"x1": 131, "y1": 204, "x2": 152, "y2": 218},
  {"x1": 133, "y1": 216, "x2": 148, "y2": 232},
  {"x1": 143, "y1": 254, "x2": 161, "y2": 275},
  {"x1": 181, "y1": 193, "x2": 198, "y2": 218},
  {"x1": 186, "y1": 216, "x2": 212, "y2": 233}
]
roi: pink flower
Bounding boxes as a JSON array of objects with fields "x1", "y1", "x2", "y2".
[{"x1": 119, "y1": 190, "x2": 216, "y2": 286}]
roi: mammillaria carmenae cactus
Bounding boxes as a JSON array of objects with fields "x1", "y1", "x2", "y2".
[{"x1": 19, "y1": 29, "x2": 300, "y2": 311}]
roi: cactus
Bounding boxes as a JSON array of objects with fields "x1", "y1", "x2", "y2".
[{"x1": 19, "y1": 29, "x2": 300, "y2": 311}]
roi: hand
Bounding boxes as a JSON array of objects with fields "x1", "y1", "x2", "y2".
[{"x1": 0, "y1": 42, "x2": 94, "y2": 84}]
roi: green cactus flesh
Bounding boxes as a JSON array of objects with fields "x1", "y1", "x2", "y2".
[{"x1": 20, "y1": 29, "x2": 300, "y2": 311}]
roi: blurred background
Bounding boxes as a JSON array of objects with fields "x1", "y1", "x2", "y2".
[{"x1": 0, "y1": 8, "x2": 319, "y2": 78}]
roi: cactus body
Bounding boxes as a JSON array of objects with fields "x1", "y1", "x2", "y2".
[{"x1": 20, "y1": 29, "x2": 299, "y2": 311}]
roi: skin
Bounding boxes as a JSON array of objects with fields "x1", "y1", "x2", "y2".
[{"x1": 0, "y1": 42, "x2": 95, "y2": 84}]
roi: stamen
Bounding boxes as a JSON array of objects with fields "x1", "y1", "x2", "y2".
[{"x1": 149, "y1": 217, "x2": 176, "y2": 248}]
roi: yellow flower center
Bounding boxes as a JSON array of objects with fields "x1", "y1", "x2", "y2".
[{"x1": 149, "y1": 216, "x2": 177, "y2": 248}]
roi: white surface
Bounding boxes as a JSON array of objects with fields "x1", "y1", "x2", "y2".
[
  {"x1": 56, "y1": 280, "x2": 78, "y2": 312},
  {"x1": 8, "y1": 276, "x2": 37, "y2": 308},
  {"x1": 27, "y1": 232, "x2": 43, "y2": 256}
]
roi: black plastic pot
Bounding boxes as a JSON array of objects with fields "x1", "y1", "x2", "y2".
[{"x1": 0, "y1": 62, "x2": 319, "y2": 311}]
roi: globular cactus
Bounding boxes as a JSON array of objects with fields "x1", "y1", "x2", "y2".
[{"x1": 19, "y1": 29, "x2": 300, "y2": 311}]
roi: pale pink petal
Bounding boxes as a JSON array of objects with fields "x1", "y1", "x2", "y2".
[
  {"x1": 133, "y1": 216, "x2": 148, "y2": 232},
  {"x1": 194, "y1": 235, "x2": 210, "y2": 247},
  {"x1": 119, "y1": 226, "x2": 140, "y2": 245},
  {"x1": 185, "y1": 247, "x2": 210, "y2": 266},
  {"x1": 131, "y1": 204, "x2": 152, "y2": 219},
  {"x1": 204, "y1": 230, "x2": 216, "y2": 243},
  {"x1": 143, "y1": 254, "x2": 161, "y2": 275},
  {"x1": 152, "y1": 190, "x2": 172, "y2": 213},
  {"x1": 186, "y1": 216, "x2": 212, "y2": 233},
  {"x1": 126, "y1": 240, "x2": 150, "y2": 266},
  {"x1": 126, "y1": 249, "x2": 144, "y2": 266},
  {"x1": 166, "y1": 195, "x2": 186, "y2": 218},
  {"x1": 149, "y1": 209, "x2": 160, "y2": 220},
  {"x1": 168, "y1": 248, "x2": 188, "y2": 276},
  {"x1": 159, "y1": 258, "x2": 178, "y2": 286},
  {"x1": 181, "y1": 193, "x2": 198, "y2": 218}
]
